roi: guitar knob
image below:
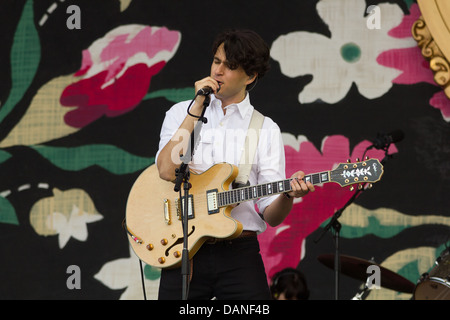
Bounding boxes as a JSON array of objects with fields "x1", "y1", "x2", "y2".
[
  {"x1": 146, "y1": 244, "x2": 154, "y2": 251},
  {"x1": 347, "y1": 159, "x2": 351, "y2": 163},
  {"x1": 173, "y1": 251, "x2": 181, "y2": 258},
  {"x1": 161, "y1": 238, "x2": 168, "y2": 245},
  {"x1": 158, "y1": 257, "x2": 166, "y2": 264},
  {"x1": 356, "y1": 158, "x2": 360, "y2": 162},
  {"x1": 349, "y1": 186, "x2": 355, "y2": 191}
]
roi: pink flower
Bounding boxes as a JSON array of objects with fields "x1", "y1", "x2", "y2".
[
  {"x1": 377, "y1": 4, "x2": 450, "y2": 121},
  {"x1": 258, "y1": 135, "x2": 397, "y2": 279},
  {"x1": 430, "y1": 91, "x2": 450, "y2": 120},
  {"x1": 60, "y1": 25, "x2": 181, "y2": 127}
]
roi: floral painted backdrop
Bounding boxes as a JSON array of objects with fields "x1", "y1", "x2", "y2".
[{"x1": 1, "y1": 0, "x2": 449, "y2": 300}]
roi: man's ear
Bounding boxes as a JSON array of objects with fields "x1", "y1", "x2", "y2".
[{"x1": 247, "y1": 73, "x2": 257, "y2": 85}]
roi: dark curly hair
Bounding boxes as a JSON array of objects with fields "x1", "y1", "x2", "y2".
[
  {"x1": 270, "y1": 268, "x2": 310, "y2": 300},
  {"x1": 212, "y1": 29, "x2": 270, "y2": 84}
]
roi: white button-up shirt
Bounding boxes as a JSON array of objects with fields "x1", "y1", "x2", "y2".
[{"x1": 155, "y1": 93, "x2": 286, "y2": 233}]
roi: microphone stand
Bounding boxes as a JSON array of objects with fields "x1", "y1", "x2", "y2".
[
  {"x1": 315, "y1": 184, "x2": 361, "y2": 300},
  {"x1": 173, "y1": 94, "x2": 210, "y2": 300},
  {"x1": 314, "y1": 145, "x2": 392, "y2": 300}
]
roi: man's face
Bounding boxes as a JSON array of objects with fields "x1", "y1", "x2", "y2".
[{"x1": 210, "y1": 43, "x2": 255, "y2": 106}]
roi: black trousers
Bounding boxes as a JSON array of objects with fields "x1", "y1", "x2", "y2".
[{"x1": 158, "y1": 235, "x2": 271, "y2": 300}]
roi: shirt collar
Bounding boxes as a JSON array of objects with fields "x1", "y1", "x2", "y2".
[{"x1": 211, "y1": 92, "x2": 253, "y2": 119}]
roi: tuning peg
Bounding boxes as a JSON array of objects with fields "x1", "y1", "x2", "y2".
[
  {"x1": 358, "y1": 184, "x2": 363, "y2": 190},
  {"x1": 349, "y1": 186, "x2": 355, "y2": 191},
  {"x1": 347, "y1": 159, "x2": 351, "y2": 163},
  {"x1": 356, "y1": 158, "x2": 360, "y2": 162},
  {"x1": 367, "y1": 183, "x2": 373, "y2": 189},
  {"x1": 365, "y1": 156, "x2": 369, "y2": 160}
]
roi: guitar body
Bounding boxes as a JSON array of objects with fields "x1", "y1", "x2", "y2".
[{"x1": 126, "y1": 163, "x2": 243, "y2": 269}]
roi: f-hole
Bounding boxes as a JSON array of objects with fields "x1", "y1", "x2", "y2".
[{"x1": 165, "y1": 226, "x2": 195, "y2": 256}]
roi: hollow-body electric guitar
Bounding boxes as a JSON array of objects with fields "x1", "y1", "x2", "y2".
[{"x1": 125, "y1": 159, "x2": 383, "y2": 269}]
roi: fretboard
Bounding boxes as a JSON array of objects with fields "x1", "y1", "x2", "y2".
[{"x1": 218, "y1": 170, "x2": 331, "y2": 207}]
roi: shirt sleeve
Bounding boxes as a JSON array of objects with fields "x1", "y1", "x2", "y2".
[
  {"x1": 155, "y1": 101, "x2": 188, "y2": 167},
  {"x1": 254, "y1": 118, "x2": 286, "y2": 214}
]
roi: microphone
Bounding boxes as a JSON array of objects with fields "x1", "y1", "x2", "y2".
[
  {"x1": 371, "y1": 130, "x2": 404, "y2": 149},
  {"x1": 196, "y1": 84, "x2": 221, "y2": 96},
  {"x1": 197, "y1": 87, "x2": 213, "y2": 96}
]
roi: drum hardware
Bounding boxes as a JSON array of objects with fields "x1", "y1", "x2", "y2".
[
  {"x1": 351, "y1": 257, "x2": 377, "y2": 300},
  {"x1": 351, "y1": 280, "x2": 373, "y2": 300},
  {"x1": 414, "y1": 247, "x2": 450, "y2": 300},
  {"x1": 318, "y1": 254, "x2": 416, "y2": 299}
]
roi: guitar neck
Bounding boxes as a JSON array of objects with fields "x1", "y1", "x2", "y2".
[{"x1": 218, "y1": 170, "x2": 331, "y2": 207}]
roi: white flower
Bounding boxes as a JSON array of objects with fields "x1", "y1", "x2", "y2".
[
  {"x1": 30, "y1": 188, "x2": 103, "y2": 248},
  {"x1": 94, "y1": 246, "x2": 160, "y2": 300},
  {"x1": 49, "y1": 204, "x2": 103, "y2": 248},
  {"x1": 271, "y1": 0, "x2": 414, "y2": 104}
]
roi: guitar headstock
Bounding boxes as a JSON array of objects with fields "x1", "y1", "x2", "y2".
[{"x1": 330, "y1": 158, "x2": 384, "y2": 188}]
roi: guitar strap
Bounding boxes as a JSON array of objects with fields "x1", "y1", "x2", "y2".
[{"x1": 234, "y1": 109, "x2": 265, "y2": 187}]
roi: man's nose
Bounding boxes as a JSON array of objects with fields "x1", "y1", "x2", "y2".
[{"x1": 215, "y1": 63, "x2": 225, "y2": 75}]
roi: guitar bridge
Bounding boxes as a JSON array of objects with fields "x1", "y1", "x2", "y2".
[
  {"x1": 207, "y1": 189, "x2": 219, "y2": 214},
  {"x1": 163, "y1": 198, "x2": 171, "y2": 225},
  {"x1": 176, "y1": 195, "x2": 195, "y2": 220}
]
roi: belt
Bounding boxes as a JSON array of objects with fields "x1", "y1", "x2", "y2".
[{"x1": 205, "y1": 230, "x2": 257, "y2": 244}]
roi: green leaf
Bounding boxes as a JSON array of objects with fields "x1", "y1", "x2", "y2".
[
  {"x1": 144, "y1": 264, "x2": 161, "y2": 281},
  {"x1": 143, "y1": 88, "x2": 194, "y2": 103},
  {"x1": 0, "y1": 149, "x2": 12, "y2": 164},
  {"x1": 0, "y1": 196, "x2": 18, "y2": 225},
  {"x1": 30, "y1": 144, "x2": 154, "y2": 175},
  {"x1": 0, "y1": 0, "x2": 41, "y2": 123}
]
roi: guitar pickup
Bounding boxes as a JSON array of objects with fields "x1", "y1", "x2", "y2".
[
  {"x1": 176, "y1": 195, "x2": 195, "y2": 220},
  {"x1": 207, "y1": 189, "x2": 219, "y2": 214}
]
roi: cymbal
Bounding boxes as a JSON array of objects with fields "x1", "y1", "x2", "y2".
[{"x1": 317, "y1": 254, "x2": 415, "y2": 293}]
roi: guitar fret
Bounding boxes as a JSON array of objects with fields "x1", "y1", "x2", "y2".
[
  {"x1": 312, "y1": 173, "x2": 320, "y2": 184},
  {"x1": 216, "y1": 171, "x2": 335, "y2": 207},
  {"x1": 284, "y1": 180, "x2": 291, "y2": 192}
]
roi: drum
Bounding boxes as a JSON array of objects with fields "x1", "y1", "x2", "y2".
[{"x1": 414, "y1": 249, "x2": 450, "y2": 300}]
